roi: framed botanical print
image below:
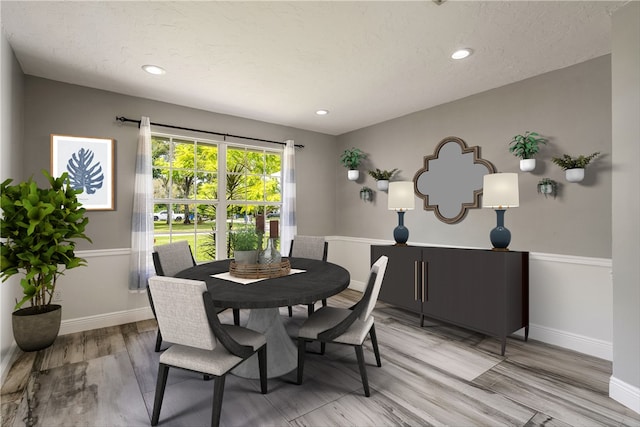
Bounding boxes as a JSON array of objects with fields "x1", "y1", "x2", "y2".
[{"x1": 51, "y1": 134, "x2": 115, "y2": 210}]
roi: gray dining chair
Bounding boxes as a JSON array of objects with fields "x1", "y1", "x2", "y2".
[
  {"x1": 148, "y1": 276, "x2": 267, "y2": 427},
  {"x1": 296, "y1": 255, "x2": 388, "y2": 397},
  {"x1": 150, "y1": 241, "x2": 239, "y2": 352},
  {"x1": 287, "y1": 235, "x2": 329, "y2": 317}
]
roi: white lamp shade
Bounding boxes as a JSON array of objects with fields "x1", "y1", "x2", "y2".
[
  {"x1": 482, "y1": 173, "x2": 519, "y2": 208},
  {"x1": 388, "y1": 181, "x2": 415, "y2": 211}
]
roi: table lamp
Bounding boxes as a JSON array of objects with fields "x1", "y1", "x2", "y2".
[
  {"x1": 388, "y1": 181, "x2": 415, "y2": 246},
  {"x1": 482, "y1": 173, "x2": 519, "y2": 250}
]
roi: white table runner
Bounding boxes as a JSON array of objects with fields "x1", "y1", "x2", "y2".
[{"x1": 211, "y1": 269, "x2": 306, "y2": 285}]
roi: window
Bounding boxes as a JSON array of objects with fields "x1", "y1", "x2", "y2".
[{"x1": 152, "y1": 134, "x2": 282, "y2": 262}]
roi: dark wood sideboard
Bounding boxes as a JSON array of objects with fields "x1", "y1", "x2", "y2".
[{"x1": 371, "y1": 245, "x2": 529, "y2": 355}]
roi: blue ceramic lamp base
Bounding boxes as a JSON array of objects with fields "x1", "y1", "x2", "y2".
[
  {"x1": 393, "y1": 211, "x2": 409, "y2": 246},
  {"x1": 490, "y1": 209, "x2": 511, "y2": 251}
]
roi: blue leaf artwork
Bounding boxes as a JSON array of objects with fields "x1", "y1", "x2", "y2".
[{"x1": 66, "y1": 148, "x2": 104, "y2": 195}]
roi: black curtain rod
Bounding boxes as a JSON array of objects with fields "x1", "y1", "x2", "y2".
[{"x1": 115, "y1": 116, "x2": 303, "y2": 148}]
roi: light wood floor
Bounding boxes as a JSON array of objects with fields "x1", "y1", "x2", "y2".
[{"x1": 2, "y1": 289, "x2": 639, "y2": 427}]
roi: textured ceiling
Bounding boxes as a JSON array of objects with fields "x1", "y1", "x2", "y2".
[{"x1": 1, "y1": 1, "x2": 625, "y2": 135}]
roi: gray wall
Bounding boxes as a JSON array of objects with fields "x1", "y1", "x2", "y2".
[
  {"x1": 0, "y1": 31, "x2": 25, "y2": 375},
  {"x1": 336, "y1": 56, "x2": 612, "y2": 259},
  {"x1": 612, "y1": 1, "x2": 640, "y2": 393},
  {"x1": 22, "y1": 77, "x2": 339, "y2": 251}
]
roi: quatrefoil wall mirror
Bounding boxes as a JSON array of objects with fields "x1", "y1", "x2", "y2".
[{"x1": 414, "y1": 136, "x2": 496, "y2": 224}]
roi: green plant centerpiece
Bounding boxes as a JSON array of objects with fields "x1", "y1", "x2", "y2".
[
  {"x1": 1, "y1": 170, "x2": 91, "y2": 351},
  {"x1": 552, "y1": 152, "x2": 601, "y2": 182},
  {"x1": 537, "y1": 178, "x2": 558, "y2": 199},
  {"x1": 340, "y1": 148, "x2": 366, "y2": 181},
  {"x1": 230, "y1": 228, "x2": 260, "y2": 264},
  {"x1": 508, "y1": 131, "x2": 548, "y2": 172}
]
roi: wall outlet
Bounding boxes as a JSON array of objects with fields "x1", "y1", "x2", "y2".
[{"x1": 52, "y1": 290, "x2": 63, "y2": 302}]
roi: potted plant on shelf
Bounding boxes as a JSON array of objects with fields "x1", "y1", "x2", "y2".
[
  {"x1": 1, "y1": 171, "x2": 91, "y2": 352},
  {"x1": 551, "y1": 152, "x2": 601, "y2": 182},
  {"x1": 537, "y1": 178, "x2": 558, "y2": 199},
  {"x1": 508, "y1": 131, "x2": 548, "y2": 172},
  {"x1": 230, "y1": 228, "x2": 260, "y2": 264},
  {"x1": 368, "y1": 168, "x2": 398, "y2": 191},
  {"x1": 340, "y1": 148, "x2": 366, "y2": 181}
]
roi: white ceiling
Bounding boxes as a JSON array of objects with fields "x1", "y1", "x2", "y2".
[{"x1": 1, "y1": 1, "x2": 626, "y2": 136}]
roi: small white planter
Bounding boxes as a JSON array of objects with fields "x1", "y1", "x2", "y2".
[
  {"x1": 376, "y1": 180, "x2": 389, "y2": 191},
  {"x1": 347, "y1": 170, "x2": 359, "y2": 181},
  {"x1": 565, "y1": 168, "x2": 585, "y2": 182},
  {"x1": 520, "y1": 159, "x2": 536, "y2": 172}
]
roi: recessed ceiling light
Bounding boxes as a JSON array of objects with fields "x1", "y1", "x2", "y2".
[
  {"x1": 316, "y1": 109, "x2": 329, "y2": 116},
  {"x1": 142, "y1": 64, "x2": 166, "y2": 75},
  {"x1": 451, "y1": 49, "x2": 472, "y2": 60}
]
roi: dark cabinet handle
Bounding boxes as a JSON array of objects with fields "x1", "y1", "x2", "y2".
[
  {"x1": 414, "y1": 261, "x2": 419, "y2": 301},
  {"x1": 422, "y1": 261, "x2": 427, "y2": 302}
]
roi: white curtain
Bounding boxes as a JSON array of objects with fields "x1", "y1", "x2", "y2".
[
  {"x1": 129, "y1": 117, "x2": 154, "y2": 291},
  {"x1": 280, "y1": 139, "x2": 297, "y2": 256}
]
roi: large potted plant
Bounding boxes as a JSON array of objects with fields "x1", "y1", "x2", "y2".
[
  {"x1": 1, "y1": 171, "x2": 91, "y2": 351},
  {"x1": 340, "y1": 148, "x2": 366, "y2": 181},
  {"x1": 508, "y1": 131, "x2": 548, "y2": 172},
  {"x1": 368, "y1": 168, "x2": 398, "y2": 191},
  {"x1": 551, "y1": 152, "x2": 601, "y2": 182},
  {"x1": 230, "y1": 228, "x2": 260, "y2": 264}
]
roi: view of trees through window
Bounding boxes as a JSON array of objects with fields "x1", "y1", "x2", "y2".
[{"x1": 152, "y1": 134, "x2": 282, "y2": 262}]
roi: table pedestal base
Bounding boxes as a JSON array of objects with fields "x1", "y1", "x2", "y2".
[{"x1": 232, "y1": 307, "x2": 297, "y2": 379}]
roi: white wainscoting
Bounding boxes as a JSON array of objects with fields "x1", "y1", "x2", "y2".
[{"x1": 34, "y1": 239, "x2": 616, "y2": 361}]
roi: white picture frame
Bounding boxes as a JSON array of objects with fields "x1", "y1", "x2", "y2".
[{"x1": 51, "y1": 134, "x2": 115, "y2": 211}]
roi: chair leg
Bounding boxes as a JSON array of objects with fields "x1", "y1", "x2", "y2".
[
  {"x1": 258, "y1": 345, "x2": 268, "y2": 394},
  {"x1": 322, "y1": 298, "x2": 327, "y2": 307},
  {"x1": 369, "y1": 324, "x2": 382, "y2": 367},
  {"x1": 320, "y1": 342, "x2": 326, "y2": 355},
  {"x1": 233, "y1": 309, "x2": 240, "y2": 326},
  {"x1": 151, "y1": 363, "x2": 170, "y2": 426},
  {"x1": 288, "y1": 306, "x2": 293, "y2": 317},
  {"x1": 296, "y1": 339, "x2": 306, "y2": 385},
  {"x1": 211, "y1": 374, "x2": 226, "y2": 427},
  {"x1": 307, "y1": 303, "x2": 315, "y2": 317},
  {"x1": 354, "y1": 345, "x2": 370, "y2": 397},
  {"x1": 154, "y1": 330, "x2": 163, "y2": 352}
]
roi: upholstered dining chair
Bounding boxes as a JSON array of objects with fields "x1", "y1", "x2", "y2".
[
  {"x1": 296, "y1": 255, "x2": 388, "y2": 397},
  {"x1": 150, "y1": 241, "x2": 239, "y2": 352},
  {"x1": 287, "y1": 235, "x2": 329, "y2": 317},
  {"x1": 148, "y1": 276, "x2": 267, "y2": 427}
]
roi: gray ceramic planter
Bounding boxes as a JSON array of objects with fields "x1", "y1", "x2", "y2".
[{"x1": 12, "y1": 304, "x2": 62, "y2": 352}]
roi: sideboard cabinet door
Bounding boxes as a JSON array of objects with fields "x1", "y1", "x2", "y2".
[{"x1": 371, "y1": 245, "x2": 423, "y2": 315}]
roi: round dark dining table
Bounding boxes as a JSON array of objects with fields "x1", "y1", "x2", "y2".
[{"x1": 175, "y1": 257, "x2": 350, "y2": 378}]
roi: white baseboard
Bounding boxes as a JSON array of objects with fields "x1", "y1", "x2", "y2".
[
  {"x1": 348, "y1": 280, "x2": 366, "y2": 293},
  {"x1": 59, "y1": 306, "x2": 154, "y2": 336},
  {"x1": 526, "y1": 323, "x2": 613, "y2": 361},
  {"x1": 610, "y1": 376, "x2": 640, "y2": 414}
]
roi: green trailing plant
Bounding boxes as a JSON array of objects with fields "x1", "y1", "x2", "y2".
[
  {"x1": 230, "y1": 228, "x2": 260, "y2": 251},
  {"x1": 537, "y1": 178, "x2": 558, "y2": 199},
  {"x1": 340, "y1": 148, "x2": 366, "y2": 170},
  {"x1": 1, "y1": 170, "x2": 91, "y2": 310},
  {"x1": 368, "y1": 168, "x2": 398, "y2": 180},
  {"x1": 551, "y1": 152, "x2": 601, "y2": 170},
  {"x1": 508, "y1": 131, "x2": 548, "y2": 159}
]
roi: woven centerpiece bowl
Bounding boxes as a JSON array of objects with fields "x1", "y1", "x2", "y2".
[{"x1": 230, "y1": 259, "x2": 291, "y2": 279}]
